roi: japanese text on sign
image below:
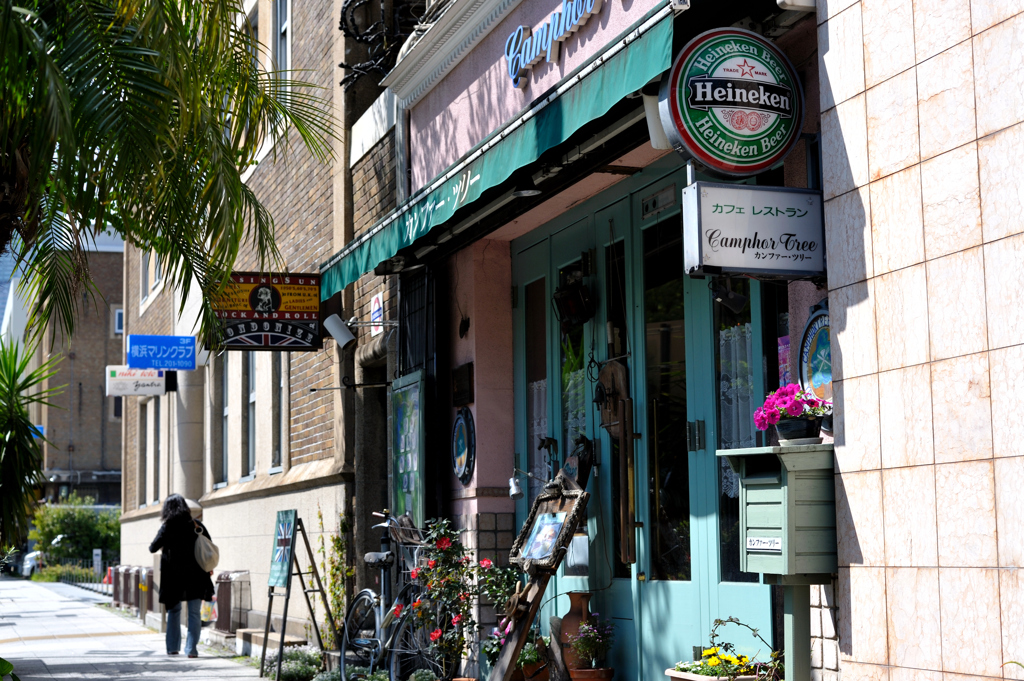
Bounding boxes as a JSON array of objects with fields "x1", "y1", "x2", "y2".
[
  {"x1": 682, "y1": 182, "x2": 825, "y2": 278},
  {"x1": 127, "y1": 336, "x2": 196, "y2": 370}
]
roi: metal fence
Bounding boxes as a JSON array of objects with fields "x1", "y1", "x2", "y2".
[{"x1": 52, "y1": 558, "x2": 118, "y2": 597}]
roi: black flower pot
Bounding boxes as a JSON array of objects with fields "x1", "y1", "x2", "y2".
[{"x1": 774, "y1": 416, "x2": 823, "y2": 442}]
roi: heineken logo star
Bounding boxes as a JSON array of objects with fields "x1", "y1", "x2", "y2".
[{"x1": 737, "y1": 59, "x2": 756, "y2": 78}]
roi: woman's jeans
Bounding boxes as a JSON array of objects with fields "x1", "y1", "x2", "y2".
[{"x1": 166, "y1": 599, "x2": 202, "y2": 655}]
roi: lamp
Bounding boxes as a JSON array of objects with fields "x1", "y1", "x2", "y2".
[
  {"x1": 711, "y1": 278, "x2": 749, "y2": 315},
  {"x1": 323, "y1": 314, "x2": 357, "y2": 350},
  {"x1": 508, "y1": 467, "x2": 554, "y2": 499}
]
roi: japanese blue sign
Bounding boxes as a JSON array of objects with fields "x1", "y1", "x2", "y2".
[{"x1": 127, "y1": 335, "x2": 197, "y2": 371}]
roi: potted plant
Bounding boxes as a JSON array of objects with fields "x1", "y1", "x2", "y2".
[
  {"x1": 565, "y1": 614, "x2": 615, "y2": 679},
  {"x1": 667, "y1": 617, "x2": 782, "y2": 680},
  {"x1": 753, "y1": 383, "x2": 831, "y2": 444}
]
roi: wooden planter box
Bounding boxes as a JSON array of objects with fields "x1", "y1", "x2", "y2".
[{"x1": 665, "y1": 669, "x2": 756, "y2": 681}]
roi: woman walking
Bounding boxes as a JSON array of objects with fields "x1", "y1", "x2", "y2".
[{"x1": 149, "y1": 494, "x2": 215, "y2": 657}]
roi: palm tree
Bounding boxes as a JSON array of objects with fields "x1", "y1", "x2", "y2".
[
  {"x1": 0, "y1": 340, "x2": 61, "y2": 547},
  {"x1": 0, "y1": 0, "x2": 334, "y2": 345}
]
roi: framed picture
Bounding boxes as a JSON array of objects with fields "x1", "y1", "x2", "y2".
[
  {"x1": 510, "y1": 473, "x2": 589, "y2": 575},
  {"x1": 392, "y1": 370, "x2": 425, "y2": 529}
]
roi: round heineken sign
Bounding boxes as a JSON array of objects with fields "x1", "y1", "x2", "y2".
[{"x1": 659, "y1": 28, "x2": 804, "y2": 177}]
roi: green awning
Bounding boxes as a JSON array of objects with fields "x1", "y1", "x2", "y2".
[{"x1": 321, "y1": 6, "x2": 673, "y2": 300}]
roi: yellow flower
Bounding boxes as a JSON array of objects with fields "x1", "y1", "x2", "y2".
[
  {"x1": 702, "y1": 648, "x2": 719, "y2": 657},
  {"x1": 707, "y1": 657, "x2": 721, "y2": 667}
]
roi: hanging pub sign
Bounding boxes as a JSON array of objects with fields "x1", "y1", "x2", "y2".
[
  {"x1": 659, "y1": 28, "x2": 805, "y2": 177},
  {"x1": 213, "y1": 272, "x2": 322, "y2": 351},
  {"x1": 683, "y1": 182, "x2": 824, "y2": 278},
  {"x1": 105, "y1": 366, "x2": 166, "y2": 396}
]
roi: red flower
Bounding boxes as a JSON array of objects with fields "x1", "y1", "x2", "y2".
[
  {"x1": 410, "y1": 568, "x2": 419, "y2": 580},
  {"x1": 428, "y1": 559, "x2": 437, "y2": 568},
  {"x1": 436, "y1": 537, "x2": 452, "y2": 550},
  {"x1": 412, "y1": 599, "x2": 422, "y2": 609},
  {"x1": 452, "y1": 614, "x2": 463, "y2": 626},
  {"x1": 479, "y1": 558, "x2": 493, "y2": 569},
  {"x1": 430, "y1": 628, "x2": 443, "y2": 642},
  {"x1": 393, "y1": 603, "x2": 404, "y2": 617},
  {"x1": 459, "y1": 592, "x2": 469, "y2": 602}
]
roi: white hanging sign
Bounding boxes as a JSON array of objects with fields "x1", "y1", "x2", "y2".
[
  {"x1": 683, "y1": 182, "x2": 825, "y2": 278},
  {"x1": 105, "y1": 366, "x2": 166, "y2": 396}
]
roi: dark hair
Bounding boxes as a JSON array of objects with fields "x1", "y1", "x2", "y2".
[{"x1": 161, "y1": 494, "x2": 190, "y2": 522}]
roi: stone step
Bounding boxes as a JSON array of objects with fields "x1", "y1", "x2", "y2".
[{"x1": 234, "y1": 627, "x2": 306, "y2": 657}]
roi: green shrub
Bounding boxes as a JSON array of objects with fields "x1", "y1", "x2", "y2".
[
  {"x1": 263, "y1": 646, "x2": 324, "y2": 681},
  {"x1": 312, "y1": 669, "x2": 341, "y2": 681},
  {"x1": 28, "y1": 492, "x2": 119, "y2": 563},
  {"x1": 30, "y1": 564, "x2": 96, "y2": 582}
]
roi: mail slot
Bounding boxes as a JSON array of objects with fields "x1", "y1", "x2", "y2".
[{"x1": 717, "y1": 443, "x2": 837, "y2": 578}]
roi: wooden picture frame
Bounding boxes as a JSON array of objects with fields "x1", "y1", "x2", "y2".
[{"x1": 509, "y1": 473, "x2": 589, "y2": 576}]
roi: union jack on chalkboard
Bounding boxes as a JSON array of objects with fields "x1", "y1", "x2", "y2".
[{"x1": 274, "y1": 521, "x2": 294, "y2": 563}]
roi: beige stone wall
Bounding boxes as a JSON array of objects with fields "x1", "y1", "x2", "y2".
[{"x1": 818, "y1": 1, "x2": 1024, "y2": 678}]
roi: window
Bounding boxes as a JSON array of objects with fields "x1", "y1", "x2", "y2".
[
  {"x1": 272, "y1": 352, "x2": 287, "y2": 469},
  {"x1": 113, "y1": 308, "x2": 124, "y2": 335},
  {"x1": 153, "y1": 397, "x2": 161, "y2": 502},
  {"x1": 138, "y1": 403, "x2": 148, "y2": 509},
  {"x1": 244, "y1": 351, "x2": 256, "y2": 477},
  {"x1": 274, "y1": 0, "x2": 290, "y2": 73},
  {"x1": 140, "y1": 250, "x2": 163, "y2": 302},
  {"x1": 220, "y1": 354, "x2": 229, "y2": 485},
  {"x1": 112, "y1": 396, "x2": 123, "y2": 420}
]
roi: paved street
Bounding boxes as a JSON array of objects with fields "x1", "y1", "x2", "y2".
[{"x1": 0, "y1": 577, "x2": 259, "y2": 680}]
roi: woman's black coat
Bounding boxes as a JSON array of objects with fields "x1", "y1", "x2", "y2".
[{"x1": 149, "y1": 513, "x2": 215, "y2": 605}]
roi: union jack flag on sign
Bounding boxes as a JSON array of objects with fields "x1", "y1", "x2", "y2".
[
  {"x1": 274, "y1": 521, "x2": 294, "y2": 563},
  {"x1": 269, "y1": 509, "x2": 298, "y2": 587}
]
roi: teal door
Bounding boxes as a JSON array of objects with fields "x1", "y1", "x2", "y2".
[{"x1": 511, "y1": 158, "x2": 773, "y2": 680}]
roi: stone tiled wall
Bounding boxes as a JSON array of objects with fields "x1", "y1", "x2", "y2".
[
  {"x1": 818, "y1": 0, "x2": 1024, "y2": 678},
  {"x1": 810, "y1": 581, "x2": 840, "y2": 680}
]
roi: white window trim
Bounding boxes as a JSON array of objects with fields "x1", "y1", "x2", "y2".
[
  {"x1": 139, "y1": 250, "x2": 165, "y2": 316},
  {"x1": 113, "y1": 307, "x2": 124, "y2": 336}
]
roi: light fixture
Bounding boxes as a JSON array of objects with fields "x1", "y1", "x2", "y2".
[
  {"x1": 711, "y1": 278, "x2": 749, "y2": 315},
  {"x1": 323, "y1": 314, "x2": 357, "y2": 350},
  {"x1": 508, "y1": 467, "x2": 553, "y2": 499},
  {"x1": 512, "y1": 187, "x2": 542, "y2": 198}
]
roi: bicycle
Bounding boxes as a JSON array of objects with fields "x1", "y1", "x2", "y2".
[{"x1": 341, "y1": 510, "x2": 450, "y2": 681}]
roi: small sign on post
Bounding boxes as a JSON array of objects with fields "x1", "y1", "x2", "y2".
[{"x1": 93, "y1": 549, "x2": 103, "y2": 577}]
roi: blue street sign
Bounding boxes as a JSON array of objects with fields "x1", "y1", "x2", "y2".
[{"x1": 127, "y1": 335, "x2": 197, "y2": 371}]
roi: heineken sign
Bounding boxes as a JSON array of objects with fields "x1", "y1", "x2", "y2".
[{"x1": 659, "y1": 28, "x2": 804, "y2": 177}]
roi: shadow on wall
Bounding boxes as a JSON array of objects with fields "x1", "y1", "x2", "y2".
[{"x1": 816, "y1": 20, "x2": 873, "y2": 661}]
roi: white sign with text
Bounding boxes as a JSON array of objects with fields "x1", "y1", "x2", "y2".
[
  {"x1": 683, "y1": 182, "x2": 824, "y2": 277},
  {"x1": 105, "y1": 366, "x2": 166, "y2": 396},
  {"x1": 746, "y1": 536, "x2": 783, "y2": 552}
]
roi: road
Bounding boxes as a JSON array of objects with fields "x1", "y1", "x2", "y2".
[{"x1": 0, "y1": 576, "x2": 260, "y2": 680}]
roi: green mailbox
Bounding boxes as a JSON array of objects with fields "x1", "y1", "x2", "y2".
[{"x1": 717, "y1": 443, "x2": 837, "y2": 578}]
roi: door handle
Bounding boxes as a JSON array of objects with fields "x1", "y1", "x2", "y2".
[{"x1": 618, "y1": 398, "x2": 639, "y2": 564}]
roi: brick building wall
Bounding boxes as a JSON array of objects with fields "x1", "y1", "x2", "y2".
[
  {"x1": 233, "y1": 0, "x2": 340, "y2": 466},
  {"x1": 352, "y1": 129, "x2": 399, "y2": 330},
  {"x1": 41, "y1": 250, "x2": 124, "y2": 504},
  {"x1": 122, "y1": 245, "x2": 176, "y2": 510}
]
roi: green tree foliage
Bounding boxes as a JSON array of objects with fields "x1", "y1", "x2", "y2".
[
  {"x1": 28, "y1": 492, "x2": 120, "y2": 562},
  {"x1": 0, "y1": 340, "x2": 61, "y2": 546},
  {"x1": 0, "y1": 0, "x2": 335, "y2": 345}
]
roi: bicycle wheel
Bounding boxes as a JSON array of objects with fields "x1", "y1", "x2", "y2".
[
  {"x1": 388, "y1": 611, "x2": 448, "y2": 681},
  {"x1": 342, "y1": 589, "x2": 381, "y2": 679}
]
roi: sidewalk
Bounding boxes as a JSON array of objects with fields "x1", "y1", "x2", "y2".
[{"x1": 0, "y1": 576, "x2": 260, "y2": 680}]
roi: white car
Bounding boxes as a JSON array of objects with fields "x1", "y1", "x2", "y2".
[{"x1": 21, "y1": 551, "x2": 43, "y2": 577}]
